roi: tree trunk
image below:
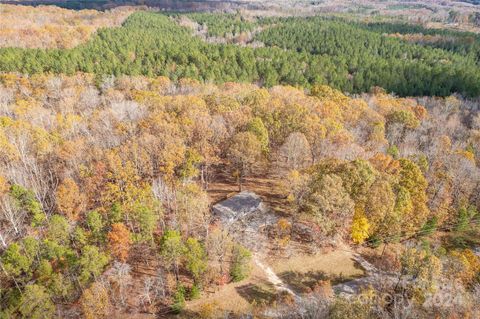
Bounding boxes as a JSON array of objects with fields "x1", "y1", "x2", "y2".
[
  {"x1": 0, "y1": 232, "x2": 6, "y2": 248},
  {"x1": 236, "y1": 172, "x2": 242, "y2": 192},
  {"x1": 200, "y1": 165, "x2": 205, "y2": 189},
  {"x1": 381, "y1": 242, "x2": 388, "y2": 258},
  {"x1": 204, "y1": 165, "x2": 209, "y2": 190},
  {"x1": 174, "y1": 261, "x2": 179, "y2": 283}
]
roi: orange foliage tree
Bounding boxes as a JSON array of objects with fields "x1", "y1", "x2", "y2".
[
  {"x1": 107, "y1": 223, "x2": 132, "y2": 262},
  {"x1": 56, "y1": 178, "x2": 86, "y2": 221}
]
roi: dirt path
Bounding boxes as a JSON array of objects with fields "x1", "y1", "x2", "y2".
[
  {"x1": 253, "y1": 255, "x2": 298, "y2": 297},
  {"x1": 333, "y1": 250, "x2": 398, "y2": 296},
  {"x1": 185, "y1": 249, "x2": 366, "y2": 315}
]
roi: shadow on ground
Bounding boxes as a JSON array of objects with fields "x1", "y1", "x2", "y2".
[
  {"x1": 235, "y1": 282, "x2": 279, "y2": 306},
  {"x1": 278, "y1": 270, "x2": 328, "y2": 293}
]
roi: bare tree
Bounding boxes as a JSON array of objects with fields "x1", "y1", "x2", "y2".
[
  {"x1": 278, "y1": 132, "x2": 312, "y2": 172},
  {"x1": 139, "y1": 271, "x2": 166, "y2": 311},
  {"x1": 106, "y1": 262, "x2": 132, "y2": 307},
  {"x1": 0, "y1": 194, "x2": 25, "y2": 237}
]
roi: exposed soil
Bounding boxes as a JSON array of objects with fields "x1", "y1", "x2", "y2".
[
  {"x1": 180, "y1": 168, "x2": 372, "y2": 317},
  {"x1": 184, "y1": 247, "x2": 368, "y2": 316},
  {"x1": 207, "y1": 164, "x2": 292, "y2": 216}
]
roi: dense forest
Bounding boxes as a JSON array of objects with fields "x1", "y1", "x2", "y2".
[
  {"x1": 0, "y1": 73, "x2": 479, "y2": 317},
  {"x1": 1, "y1": 4, "x2": 480, "y2": 318},
  {"x1": 348, "y1": 21, "x2": 480, "y2": 61},
  {"x1": 1, "y1": 12, "x2": 480, "y2": 97}
]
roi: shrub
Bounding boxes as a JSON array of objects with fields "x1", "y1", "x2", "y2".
[
  {"x1": 171, "y1": 285, "x2": 186, "y2": 314},
  {"x1": 230, "y1": 245, "x2": 252, "y2": 282}
]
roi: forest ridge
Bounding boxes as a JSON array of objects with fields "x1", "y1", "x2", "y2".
[{"x1": 1, "y1": 11, "x2": 480, "y2": 97}]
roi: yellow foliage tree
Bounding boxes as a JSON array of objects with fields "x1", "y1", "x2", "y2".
[
  {"x1": 80, "y1": 282, "x2": 111, "y2": 319},
  {"x1": 450, "y1": 249, "x2": 480, "y2": 285},
  {"x1": 102, "y1": 151, "x2": 153, "y2": 213},
  {"x1": 351, "y1": 206, "x2": 371, "y2": 244},
  {"x1": 0, "y1": 175, "x2": 9, "y2": 195}
]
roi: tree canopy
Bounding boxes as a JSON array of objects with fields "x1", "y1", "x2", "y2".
[{"x1": 0, "y1": 12, "x2": 480, "y2": 97}]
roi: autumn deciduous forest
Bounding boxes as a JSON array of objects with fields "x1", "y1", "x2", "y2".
[
  {"x1": 0, "y1": 2, "x2": 480, "y2": 319},
  {"x1": 0, "y1": 4, "x2": 135, "y2": 49}
]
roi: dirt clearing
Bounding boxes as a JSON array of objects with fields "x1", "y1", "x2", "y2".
[{"x1": 184, "y1": 249, "x2": 365, "y2": 316}]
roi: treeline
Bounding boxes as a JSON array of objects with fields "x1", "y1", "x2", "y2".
[
  {"x1": 355, "y1": 21, "x2": 480, "y2": 61},
  {"x1": 186, "y1": 12, "x2": 259, "y2": 37},
  {"x1": 1, "y1": 12, "x2": 480, "y2": 96}
]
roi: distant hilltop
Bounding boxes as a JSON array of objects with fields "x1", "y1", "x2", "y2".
[{"x1": 0, "y1": 0, "x2": 249, "y2": 11}]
